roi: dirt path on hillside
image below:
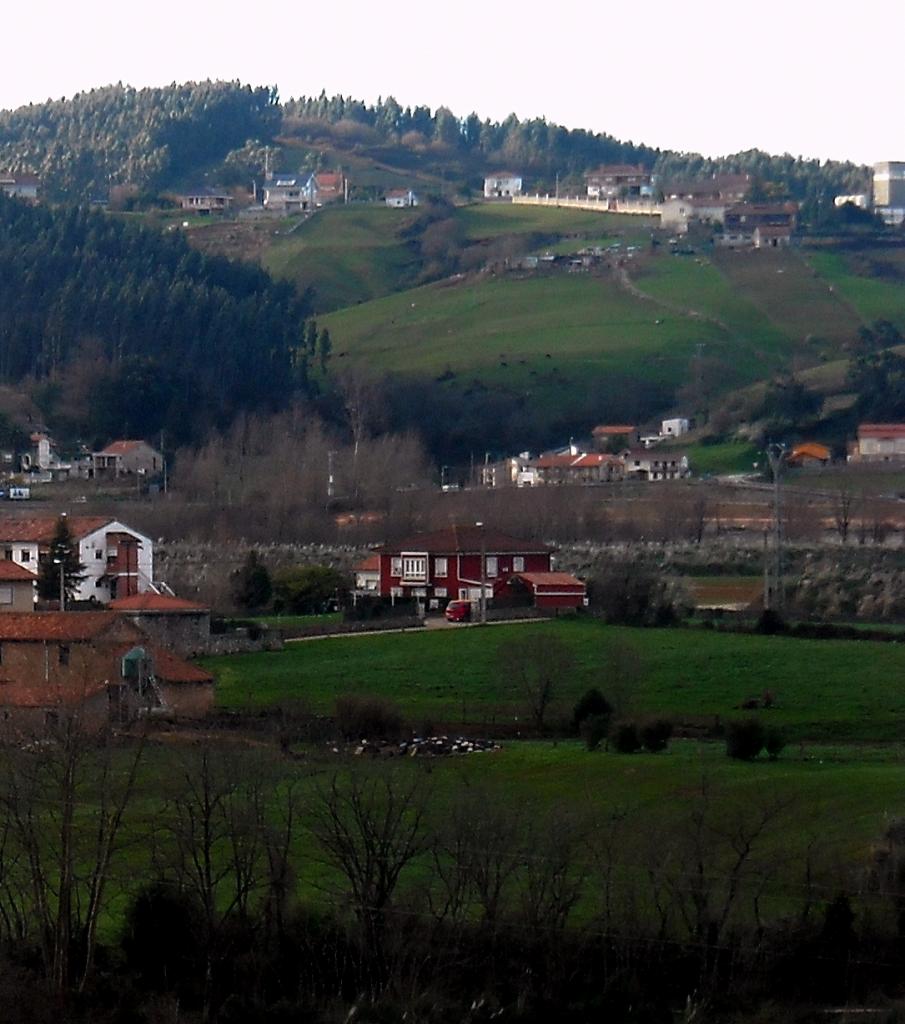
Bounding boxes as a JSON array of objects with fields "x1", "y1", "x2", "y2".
[{"x1": 614, "y1": 264, "x2": 731, "y2": 332}]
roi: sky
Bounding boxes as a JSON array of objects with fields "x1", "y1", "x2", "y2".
[{"x1": 3, "y1": 0, "x2": 903, "y2": 166}]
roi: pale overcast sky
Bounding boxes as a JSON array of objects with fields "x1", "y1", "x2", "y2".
[{"x1": 3, "y1": 0, "x2": 902, "y2": 166}]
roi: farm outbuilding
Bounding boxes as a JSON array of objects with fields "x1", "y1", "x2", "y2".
[{"x1": 507, "y1": 571, "x2": 586, "y2": 611}]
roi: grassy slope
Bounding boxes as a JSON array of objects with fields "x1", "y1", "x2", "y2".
[
  {"x1": 806, "y1": 249, "x2": 905, "y2": 328},
  {"x1": 709, "y1": 247, "x2": 863, "y2": 347},
  {"x1": 206, "y1": 618, "x2": 905, "y2": 742},
  {"x1": 456, "y1": 204, "x2": 657, "y2": 241},
  {"x1": 261, "y1": 205, "x2": 421, "y2": 312}
]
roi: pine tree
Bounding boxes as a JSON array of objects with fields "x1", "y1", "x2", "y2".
[
  {"x1": 37, "y1": 516, "x2": 86, "y2": 605},
  {"x1": 230, "y1": 551, "x2": 272, "y2": 611}
]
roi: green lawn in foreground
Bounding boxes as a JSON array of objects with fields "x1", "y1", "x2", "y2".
[{"x1": 205, "y1": 618, "x2": 905, "y2": 742}]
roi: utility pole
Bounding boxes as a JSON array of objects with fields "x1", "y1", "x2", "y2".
[
  {"x1": 764, "y1": 443, "x2": 787, "y2": 611},
  {"x1": 476, "y1": 521, "x2": 487, "y2": 624}
]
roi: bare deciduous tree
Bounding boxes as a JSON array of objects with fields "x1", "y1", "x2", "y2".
[{"x1": 498, "y1": 633, "x2": 575, "y2": 734}]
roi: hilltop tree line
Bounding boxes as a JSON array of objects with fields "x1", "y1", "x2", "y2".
[
  {"x1": 0, "y1": 80, "x2": 869, "y2": 204},
  {"x1": 0, "y1": 194, "x2": 315, "y2": 444},
  {"x1": 0, "y1": 80, "x2": 280, "y2": 199}
]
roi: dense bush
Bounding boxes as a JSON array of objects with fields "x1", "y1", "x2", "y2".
[
  {"x1": 334, "y1": 695, "x2": 404, "y2": 742},
  {"x1": 572, "y1": 688, "x2": 613, "y2": 733},
  {"x1": 640, "y1": 718, "x2": 673, "y2": 753},
  {"x1": 581, "y1": 713, "x2": 611, "y2": 752},
  {"x1": 612, "y1": 722, "x2": 641, "y2": 754},
  {"x1": 725, "y1": 718, "x2": 766, "y2": 760},
  {"x1": 764, "y1": 726, "x2": 787, "y2": 761}
]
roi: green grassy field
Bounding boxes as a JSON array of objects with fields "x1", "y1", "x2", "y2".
[
  {"x1": 456, "y1": 203, "x2": 657, "y2": 241},
  {"x1": 262, "y1": 205, "x2": 421, "y2": 312},
  {"x1": 710, "y1": 246, "x2": 863, "y2": 346},
  {"x1": 806, "y1": 249, "x2": 905, "y2": 328},
  {"x1": 205, "y1": 618, "x2": 905, "y2": 743},
  {"x1": 683, "y1": 439, "x2": 761, "y2": 475}
]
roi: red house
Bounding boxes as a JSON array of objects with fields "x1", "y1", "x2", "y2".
[
  {"x1": 507, "y1": 572, "x2": 587, "y2": 611},
  {"x1": 375, "y1": 526, "x2": 552, "y2": 607}
]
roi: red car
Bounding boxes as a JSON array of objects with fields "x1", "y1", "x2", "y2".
[{"x1": 444, "y1": 599, "x2": 472, "y2": 623}]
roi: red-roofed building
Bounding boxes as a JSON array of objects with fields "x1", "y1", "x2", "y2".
[
  {"x1": 0, "y1": 516, "x2": 153, "y2": 602},
  {"x1": 851, "y1": 424, "x2": 905, "y2": 462},
  {"x1": 91, "y1": 440, "x2": 162, "y2": 479},
  {"x1": 308, "y1": 171, "x2": 346, "y2": 205},
  {"x1": 507, "y1": 571, "x2": 587, "y2": 611},
  {"x1": 375, "y1": 526, "x2": 552, "y2": 607},
  {"x1": 385, "y1": 188, "x2": 419, "y2": 208},
  {"x1": 531, "y1": 452, "x2": 624, "y2": 485},
  {"x1": 0, "y1": 612, "x2": 214, "y2": 730},
  {"x1": 109, "y1": 592, "x2": 211, "y2": 656}
]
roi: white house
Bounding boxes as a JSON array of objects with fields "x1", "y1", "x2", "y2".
[
  {"x1": 484, "y1": 172, "x2": 523, "y2": 199},
  {"x1": 385, "y1": 189, "x2": 419, "y2": 208},
  {"x1": 623, "y1": 449, "x2": 690, "y2": 481},
  {"x1": 91, "y1": 440, "x2": 162, "y2": 479},
  {"x1": 0, "y1": 173, "x2": 39, "y2": 202},
  {"x1": 661, "y1": 418, "x2": 691, "y2": 438},
  {"x1": 262, "y1": 176, "x2": 310, "y2": 213},
  {"x1": 0, "y1": 516, "x2": 154, "y2": 603}
]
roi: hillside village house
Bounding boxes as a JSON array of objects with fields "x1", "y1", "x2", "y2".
[
  {"x1": 718, "y1": 202, "x2": 798, "y2": 248},
  {"x1": 91, "y1": 439, "x2": 162, "y2": 479},
  {"x1": 659, "y1": 198, "x2": 727, "y2": 234},
  {"x1": 662, "y1": 173, "x2": 752, "y2": 203},
  {"x1": 308, "y1": 171, "x2": 346, "y2": 205},
  {"x1": 0, "y1": 516, "x2": 153, "y2": 602},
  {"x1": 530, "y1": 452, "x2": 625, "y2": 485},
  {"x1": 662, "y1": 418, "x2": 691, "y2": 437},
  {"x1": 177, "y1": 187, "x2": 232, "y2": 213},
  {"x1": 353, "y1": 555, "x2": 380, "y2": 593},
  {"x1": 585, "y1": 165, "x2": 653, "y2": 199},
  {"x1": 624, "y1": 449, "x2": 691, "y2": 481},
  {"x1": 484, "y1": 172, "x2": 523, "y2": 198},
  {"x1": 0, "y1": 173, "x2": 39, "y2": 202},
  {"x1": 262, "y1": 175, "x2": 310, "y2": 213},
  {"x1": 0, "y1": 612, "x2": 213, "y2": 732},
  {"x1": 592, "y1": 425, "x2": 639, "y2": 450},
  {"x1": 385, "y1": 188, "x2": 419, "y2": 208},
  {"x1": 850, "y1": 424, "x2": 905, "y2": 462}
]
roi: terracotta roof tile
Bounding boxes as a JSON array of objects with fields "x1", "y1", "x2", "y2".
[
  {"x1": 512, "y1": 571, "x2": 585, "y2": 589},
  {"x1": 149, "y1": 648, "x2": 214, "y2": 685},
  {"x1": 109, "y1": 592, "x2": 208, "y2": 613},
  {"x1": 354, "y1": 555, "x2": 380, "y2": 572},
  {"x1": 0, "y1": 516, "x2": 113, "y2": 543},
  {"x1": 0, "y1": 561, "x2": 37, "y2": 581},
  {"x1": 0, "y1": 611, "x2": 122, "y2": 641}
]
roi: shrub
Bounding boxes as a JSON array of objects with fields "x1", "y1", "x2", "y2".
[
  {"x1": 612, "y1": 722, "x2": 641, "y2": 754},
  {"x1": 725, "y1": 718, "x2": 766, "y2": 760},
  {"x1": 640, "y1": 718, "x2": 673, "y2": 753},
  {"x1": 764, "y1": 726, "x2": 787, "y2": 761},
  {"x1": 334, "y1": 695, "x2": 404, "y2": 742},
  {"x1": 581, "y1": 713, "x2": 611, "y2": 752},
  {"x1": 573, "y1": 688, "x2": 613, "y2": 733},
  {"x1": 755, "y1": 608, "x2": 787, "y2": 635}
]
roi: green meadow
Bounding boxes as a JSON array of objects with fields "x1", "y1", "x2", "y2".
[{"x1": 205, "y1": 618, "x2": 905, "y2": 744}]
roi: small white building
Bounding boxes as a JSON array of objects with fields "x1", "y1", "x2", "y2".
[
  {"x1": 624, "y1": 449, "x2": 690, "y2": 481},
  {"x1": 484, "y1": 172, "x2": 523, "y2": 199},
  {"x1": 661, "y1": 418, "x2": 691, "y2": 438},
  {"x1": 385, "y1": 189, "x2": 419, "y2": 208},
  {"x1": 0, "y1": 173, "x2": 39, "y2": 202}
]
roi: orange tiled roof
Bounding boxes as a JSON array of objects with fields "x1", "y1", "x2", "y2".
[
  {"x1": 0, "y1": 561, "x2": 37, "y2": 581},
  {"x1": 355, "y1": 555, "x2": 380, "y2": 572},
  {"x1": 513, "y1": 571, "x2": 585, "y2": 589},
  {"x1": 97, "y1": 440, "x2": 147, "y2": 456},
  {"x1": 109, "y1": 592, "x2": 208, "y2": 613},
  {"x1": 0, "y1": 611, "x2": 121, "y2": 641},
  {"x1": 0, "y1": 516, "x2": 113, "y2": 543},
  {"x1": 149, "y1": 648, "x2": 214, "y2": 685}
]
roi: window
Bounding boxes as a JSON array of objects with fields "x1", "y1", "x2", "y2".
[
  {"x1": 0, "y1": 586, "x2": 12, "y2": 605},
  {"x1": 434, "y1": 557, "x2": 448, "y2": 577},
  {"x1": 391, "y1": 557, "x2": 402, "y2": 577},
  {"x1": 434, "y1": 587, "x2": 447, "y2": 598},
  {"x1": 3, "y1": 549, "x2": 10, "y2": 561},
  {"x1": 402, "y1": 556, "x2": 427, "y2": 581},
  {"x1": 96, "y1": 549, "x2": 104, "y2": 560},
  {"x1": 513, "y1": 556, "x2": 525, "y2": 573},
  {"x1": 19, "y1": 550, "x2": 29, "y2": 562},
  {"x1": 59, "y1": 645, "x2": 70, "y2": 666},
  {"x1": 485, "y1": 556, "x2": 498, "y2": 578}
]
